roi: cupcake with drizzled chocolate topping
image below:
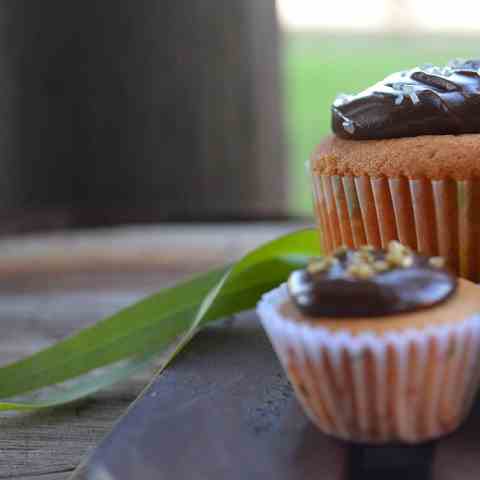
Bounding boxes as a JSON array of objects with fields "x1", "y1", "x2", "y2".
[
  {"x1": 311, "y1": 59, "x2": 480, "y2": 281},
  {"x1": 257, "y1": 243, "x2": 480, "y2": 444}
]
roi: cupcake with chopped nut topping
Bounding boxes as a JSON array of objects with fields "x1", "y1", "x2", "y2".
[
  {"x1": 311, "y1": 59, "x2": 480, "y2": 281},
  {"x1": 257, "y1": 242, "x2": 480, "y2": 444}
]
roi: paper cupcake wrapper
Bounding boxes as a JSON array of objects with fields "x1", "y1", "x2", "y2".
[
  {"x1": 257, "y1": 285, "x2": 480, "y2": 444},
  {"x1": 311, "y1": 172, "x2": 480, "y2": 282}
]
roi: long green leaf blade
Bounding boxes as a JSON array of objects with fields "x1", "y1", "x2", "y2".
[
  {"x1": 0, "y1": 228, "x2": 320, "y2": 409},
  {"x1": 0, "y1": 353, "x2": 156, "y2": 411}
]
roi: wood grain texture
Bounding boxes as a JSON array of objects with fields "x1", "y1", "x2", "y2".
[
  {"x1": 86, "y1": 312, "x2": 348, "y2": 480},
  {"x1": 15, "y1": 474, "x2": 73, "y2": 480},
  {"x1": 0, "y1": 223, "x2": 303, "y2": 275},
  {"x1": 0, "y1": 223, "x2": 303, "y2": 479},
  {"x1": 0, "y1": 273, "x2": 169, "y2": 479},
  {"x1": 3, "y1": 223, "x2": 479, "y2": 479},
  {"x1": 0, "y1": 0, "x2": 285, "y2": 230}
]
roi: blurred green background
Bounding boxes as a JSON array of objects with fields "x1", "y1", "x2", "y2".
[{"x1": 285, "y1": 34, "x2": 479, "y2": 215}]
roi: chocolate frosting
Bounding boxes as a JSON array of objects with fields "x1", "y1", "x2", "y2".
[
  {"x1": 288, "y1": 245, "x2": 457, "y2": 318},
  {"x1": 332, "y1": 59, "x2": 480, "y2": 140}
]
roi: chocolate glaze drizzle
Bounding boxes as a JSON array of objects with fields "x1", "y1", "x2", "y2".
[
  {"x1": 288, "y1": 243, "x2": 457, "y2": 318},
  {"x1": 332, "y1": 59, "x2": 480, "y2": 140}
]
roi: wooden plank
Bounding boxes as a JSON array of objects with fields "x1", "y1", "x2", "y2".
[
  {"x1": 0, "y1": 273, "x2": 169, "y2": 479},
  {"x1": 16, "y1": 473, "x2": 72, "y2": 480},
  {"x1": 0, "y1": 223, "x2": 304, "y2": 275},
  {"x1": 86, "y1": 312, "x2": 347, "y2": 480},
  {"x1": 0, "y1": 224, "x2": 306, "y2": 479}
]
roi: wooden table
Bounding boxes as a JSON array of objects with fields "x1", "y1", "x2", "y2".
[
  {"x1": 0, "y1": 223, "x2": 300, "y2": 479},
  {"x1": 0, "y1": 223, "x2": 478, "y2": 479}
]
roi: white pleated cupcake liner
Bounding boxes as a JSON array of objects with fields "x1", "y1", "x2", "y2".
[
  {"x1": 257, "y1": 284, "x2": 480, "y2": 444},
  {"x1": 310, "y1": 171, "x2": 480, "y2": 282}
]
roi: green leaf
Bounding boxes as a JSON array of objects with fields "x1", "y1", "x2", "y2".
[
  {"x1": 0, "y1": 353, "x2": 156, "y2": 411},
  {"x1": 0, "y1": 228, "x2": 321, "y2": 410}
]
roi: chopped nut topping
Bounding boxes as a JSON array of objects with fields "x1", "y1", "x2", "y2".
[
  {"x1": 386, "y1": 240, "x2": 413, "y2": 268},
  {"x1": 386, "y1": 251, "x2": 414, "y2": 268},
  {"x1": 399, "y1": 255, "x2": 414, "y2": 268},
  {"x1": 355, "y1": 250, "x2": 375, "y2": 263},
  {"x1": 385, "y1": 251, "x2": 401, "y2": 266},
  {"x1": 429, "y1": 256, "x2": 446, "y2": 268},
  {"x1": 387, "y1": 240, "x2": 411, "y2": 255},
  {"x1": 347, "y1": 262, "x2": 375, "y2": 279},
  {"x1": 373, "y1": 260, "x2": 389, "y2": 272},
  {"x1": 308, "y1": 241, "x2": 422, "y2": 281},
  {"x1": 307, "y1": 256, "x2": 339, "y2": 274},
  {"x1": 289, "y1": 240, "x2": 456, "y2": 318},
  {"x1": 333, "y1": 245, "x2": 348, "y2": 257}
]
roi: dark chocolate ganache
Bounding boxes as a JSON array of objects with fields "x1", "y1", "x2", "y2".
[
  {"x1": 332, "y1": 59, "x2": 480, "y2": 140},
  {"x1": 288, "y1": 242, "x2": 457, "y2": 318}
]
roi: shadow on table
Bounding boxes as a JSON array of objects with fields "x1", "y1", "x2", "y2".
[{"x1": 348, "y1": 394, "x2": 480, "y2": 480}]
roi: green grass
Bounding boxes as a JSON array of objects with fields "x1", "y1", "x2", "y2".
[{"x1": 284, "y1": 33, "x2": 480, "y2": 215}]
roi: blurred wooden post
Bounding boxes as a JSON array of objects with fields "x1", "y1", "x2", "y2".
[{"x1": 0, "y1": 0, "x2": 285, "y2": 232}]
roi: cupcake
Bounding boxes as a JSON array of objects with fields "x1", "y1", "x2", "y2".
[
  {"x1": 311, "y1": 59, "x2": 480, "y2": 281},
  {"x1": 257, "y1": 242, "x2": 480, "y2": 444}
]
